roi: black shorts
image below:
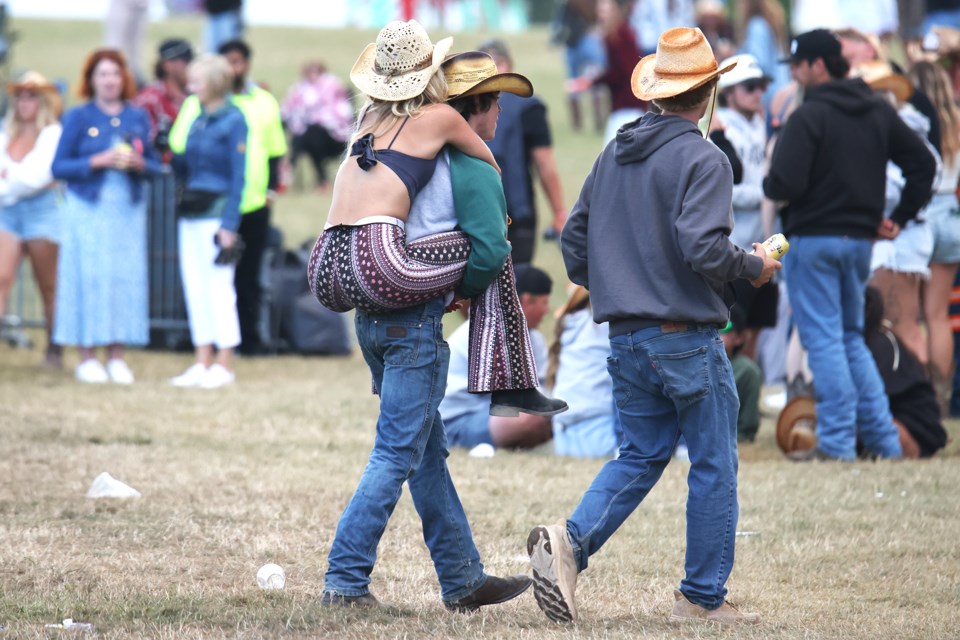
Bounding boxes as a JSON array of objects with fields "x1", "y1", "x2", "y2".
[{"x1": 732, "y1": 279, "x2": 779, "y2": 329}]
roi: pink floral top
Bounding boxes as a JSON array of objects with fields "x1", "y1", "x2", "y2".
[{"x1": 280, "y1": 73, "x2": 354, "y2": 142}]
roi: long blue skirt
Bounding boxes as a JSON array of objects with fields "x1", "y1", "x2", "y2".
[{"x1": 53, "y1": 171, "x2": 148, "y2": 347}]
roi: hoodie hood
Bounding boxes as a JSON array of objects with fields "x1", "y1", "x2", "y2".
[
  {"x1": 614, "y1": 111, "x2": 703, "y2": 164},
  {"x1": 805, "y1": 77, "x2": 884, "y2": 115}
]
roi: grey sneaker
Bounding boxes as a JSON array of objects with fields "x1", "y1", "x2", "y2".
[
  {"x1": 669, "y1": 589, "x2": 760, "y2": 626},
  {"x1": 527, "y1": 520, "x2": 578, "y2": 623}
]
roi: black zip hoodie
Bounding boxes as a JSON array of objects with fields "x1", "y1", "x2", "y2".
[{"x1": 764, "y1": 78, "x2": 936, "y2": 237}]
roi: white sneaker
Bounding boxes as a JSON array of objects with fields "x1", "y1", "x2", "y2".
[
  {"x1": 106, "y1": 359, "x2": 135, "y2": 384},
  {"x1": 75, "y1": 359, "x2": 108, "y2": 384},
  {"x1": 199, "y1": 364, "x2": 235, "y2": 389},
  {"x1": 171, "y1": 363, "x2": 208, "y2": 387}
]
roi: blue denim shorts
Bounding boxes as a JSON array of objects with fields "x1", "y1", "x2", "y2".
[
  {"x1": 870, "y1": 219, "x2": 933, "y2": 276},
  {"x1": 0, "y1": 189, "x2": 61, "y2": 242},
  {"x1": 925, "y1": 192, "x2": 960, "y2": 264}
]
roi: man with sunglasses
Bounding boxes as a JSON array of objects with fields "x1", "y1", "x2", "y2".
[{"x1": 715, "y1": 54, "x2": 779, "y2": 372}]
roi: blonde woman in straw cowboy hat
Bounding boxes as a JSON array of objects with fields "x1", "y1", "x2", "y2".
[
  {"x1": 309, "y1": 22, "x2": 567, "y2": 417},
  {"x1": 315, "y1": 24, "x2": 559, "y2": 611},
  {"x1": 526, "y1": 27, "x2": 779, "y2": 626},
  {"x1": 0, "y1": 71, "x2": 64, "y2": 369}
]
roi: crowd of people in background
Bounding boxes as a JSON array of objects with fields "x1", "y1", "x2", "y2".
[{"x1": 1, "y1": 0, "x2": 959, "y2": 463}]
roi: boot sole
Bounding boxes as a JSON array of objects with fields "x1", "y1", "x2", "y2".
[
  {"x1": 489, "y1": 403, "x2": 569, "y2": 418},
  {"x1": 445, "y1": 578, "x2": 533, "y2": 612},
  {"x1": 527, "y1": 527, "x2": 575, "y2": 623}
]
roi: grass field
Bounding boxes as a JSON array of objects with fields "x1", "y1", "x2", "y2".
[{"x1": 2, "y1": 16, "x2": 960, "y2": 640}]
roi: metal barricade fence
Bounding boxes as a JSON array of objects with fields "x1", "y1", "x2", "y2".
[{"x1": 2, "y1": 173, "x2": 191, "y2": 350}]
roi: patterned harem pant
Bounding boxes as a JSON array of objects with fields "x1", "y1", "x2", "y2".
[{"x1": 308, "y1": 222, "x2": 539, "y2": 393}]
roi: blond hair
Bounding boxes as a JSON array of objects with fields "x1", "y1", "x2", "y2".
[
  {"x1": 352, "y1": 69, "x2": 448, "y2": 143},
  {"x1": 909, "y1": 60, "x2": 960, "y2": 168},
  {"x1": 187, "y1": 54, "x2": 234, "y2": 102},
  {"x1": 3, "y1": 89, "x2": 60, "y2": 139}
]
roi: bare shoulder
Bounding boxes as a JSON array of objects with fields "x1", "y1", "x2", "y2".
[{"x1": 416, "y1": 103, "x2": 459, "y2": 124}]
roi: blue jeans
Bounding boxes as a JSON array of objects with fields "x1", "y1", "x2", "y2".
[
  {"x1": 323, "y1": 298, "x2": 486, "y2": 602},
  {"x1": 784, "y1": 236, "x2": 902, "y2": 459},
  {"x1": 565, "y1": 325, "x2": 740, "y2": 610},
  {"x1": 204, "y1": 9, "x2": 243, "y2": 53}
]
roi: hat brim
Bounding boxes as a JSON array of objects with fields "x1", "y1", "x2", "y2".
[
  {"x1": 631, "y1": 55, "x2": 737, "y2": 101},
  {"x1": 453, "y1": 71, "x2": 533, "y2": 99},
  {"x1": 775, "y1": 396, "x2": 818, "y2": 454},
  {"x1": 350, "y1": 35, "x2": 454, "y2": 102},
  {"x1": 867, "y1": 74, "x2": 915, "y2": 102}
]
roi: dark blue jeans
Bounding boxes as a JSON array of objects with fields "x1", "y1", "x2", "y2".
[
  {"x1": 323, "y1": 298, "x2": 486, "y2": 602},
  {"x1": 565, "y1": 325, "x2": 740, "y2": 610}
]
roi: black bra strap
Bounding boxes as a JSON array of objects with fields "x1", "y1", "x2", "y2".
[{"x1": 386, "y1": 117, "x2": 410, "y2": 150}]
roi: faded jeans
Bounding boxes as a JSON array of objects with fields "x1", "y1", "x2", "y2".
[
  {"x1": 322, "y1": 298, "x2": 487, "y2": 602},
  {"x1": 784, "y1": 235, "x2": 902, "y2": 459},
  {"x1": 565, "y1": 325, "x2": 740, "y2": 610}
]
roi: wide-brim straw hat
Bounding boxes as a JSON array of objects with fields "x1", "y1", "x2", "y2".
[
  {"x1": 350, "y1": 20, "x2": 453, "y2": 102},
  {"x1": 442, "y1": 51, "x2": 533, "y2": 100},
  {"x1": 7, "y1": 71, "x2": 63, "y2": 117},
  {"x1": 853, "y1": 60, "x2": 914, "y2": 103},
  {"x1": 775, "y1": 396, "x2": 818, "y2": 455},
  {"x1": 632, "y1": 27, "x2": 736, "y2": 101}
]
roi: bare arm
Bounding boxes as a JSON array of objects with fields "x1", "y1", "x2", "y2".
[
  {"x1": 434, "y1": 104, "x2": 501, "y2": 173},
  {"x1": 531, "y1": 146, "x2": 566, "y2": 233}
]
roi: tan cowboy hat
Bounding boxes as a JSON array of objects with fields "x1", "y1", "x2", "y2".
[
  {"x1": 7, "y1": 71, "x2": 63, "y2": 117},
  {"x1": 350, "y1": 20, "x2": 453, "y2": 102},
  {"x1": 632, "y1": 27, "x2": 736, "y2": 101},
  {"x1": 442, "y1": 51, "x2": 533, "y2": 100},
  {"x1": 554, "y1": 284, "x2": 590, "y2": 320},
  {"x1": 853, "y1": 60, "x2": 914, "y2": 103},
  {"x1": 775, "y1": 396, "x2": 818, "y2": 455}
]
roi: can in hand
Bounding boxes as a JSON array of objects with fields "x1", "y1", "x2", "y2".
[{"x1": 762, "y1": 233, "x2": 790, "y2": 259}]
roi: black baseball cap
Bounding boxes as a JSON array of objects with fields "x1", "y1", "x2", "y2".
[
  {"x1": 514, "y1": 264, "x2": 553, "y2": 296},
  {"x1": 159, "y1": 38, "x2": 194, "y2": 63},
  {"x1": 780, "y1": 29, "x2": 841, "y2": 64}
]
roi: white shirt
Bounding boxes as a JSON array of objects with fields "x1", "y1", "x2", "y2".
[{"x1": 0, "y1": 124, "x2": 62, "y2": 207}]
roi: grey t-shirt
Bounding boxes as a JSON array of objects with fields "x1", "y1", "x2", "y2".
[{"x1": 406, "y1": 149, "x2": 458, "y2": 242}]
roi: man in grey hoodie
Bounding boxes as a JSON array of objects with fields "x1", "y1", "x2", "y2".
[{"x1": 525, "y1": 27, "x2": 779, "y2": 627}]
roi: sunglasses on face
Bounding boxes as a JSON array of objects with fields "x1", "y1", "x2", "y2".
[{"x1": 739, "y1": 80, "x2": 767, "y2": 92}]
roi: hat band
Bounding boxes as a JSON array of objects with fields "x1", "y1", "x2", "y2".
[{"x1": 374, "y1": 53, "x2": 433, "y2": 78}]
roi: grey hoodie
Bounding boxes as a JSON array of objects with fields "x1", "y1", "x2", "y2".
[{"x1": 562, "y1": 112, "x2": 763, "y2": 334}]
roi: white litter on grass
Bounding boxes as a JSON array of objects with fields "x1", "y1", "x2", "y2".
[
  {"x1": 875, "y1": 491, "x2": 884, "y2": 499},
  {"x1": 512, "y1": 554, "x2": 531, "y2": 564},
  {"x1": 86, "y1": 472, "x2": 141, "y2": 499},
  {"x1": 901, "y1": 491, "x2": 907, "y2": 497},
  {"x1": 468, "y1": 443, "x2": 495, "y2": 458},
  {"x1": 45, "y1": 618, "x2": 93, "y2": 630},
  {"x1": 736, "y1": 531, "x2": 761, "y2": 537}
]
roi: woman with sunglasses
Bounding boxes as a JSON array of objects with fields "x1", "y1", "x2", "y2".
[
  {"x1": 0, "y1": 72, "x2": 64, "y2": 368},
  {"x1": 715, "y1": 54, "x2": 779, "y2": 362}
]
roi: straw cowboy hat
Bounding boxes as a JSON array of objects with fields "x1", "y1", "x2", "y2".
[
  {"x1": 853, "y1": 60, "x2": 914, "y2": 103},
  {"x1": 350, "y1": 20, "x2": 453, "y2": 102},
  {"x1": 7, "y1": 71, "x2": 63, "y2": 117},
  {"x1": 632, "y1": 27, "x2": 736, "y2": 101},
  {"x1": 442, "y1": 51, "x2": 533, "y2": 100},
  {"x1": 775, "y1": 396, "x2": 818, "y2": 455}
]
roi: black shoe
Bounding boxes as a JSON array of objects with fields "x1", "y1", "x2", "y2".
[
  {"x1": 319, "y1": 591, "x2": 380, "y2": 608},
  {"x1": 444, "y1": 574, "x2": 533, "y2": 613},
  {"x1": 490, "y1": 389, "x2": 568, "y2": 417},
  {"x1": 787, "y1": 448, "x2": 844, "y2": 462}
]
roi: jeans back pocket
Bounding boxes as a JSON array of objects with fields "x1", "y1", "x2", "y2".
[{"x1": 650, "y1": 346, "x2": 710, "y2": 408}]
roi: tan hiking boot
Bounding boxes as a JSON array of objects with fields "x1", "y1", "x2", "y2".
[
  {"x1": 669, "y1": 589, "x2": 760, "y2": 626},
  {"x1": 527, "y1": 520, "x2": 578, "y2": 623}
]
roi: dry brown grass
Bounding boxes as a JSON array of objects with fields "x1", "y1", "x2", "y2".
[
  {"x1": 3, "y1": 15, "x2": 960, "y2": 640},
  {"x1": 2, "y1": 336, "x2": 959, "y2": 639}
]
